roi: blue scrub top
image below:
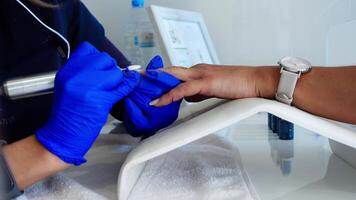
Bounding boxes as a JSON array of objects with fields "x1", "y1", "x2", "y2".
[{"x1": 0, "y1": 0, "x2": 107, "y2": 142}]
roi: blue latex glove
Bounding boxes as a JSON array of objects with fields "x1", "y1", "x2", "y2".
[
  {"x1": 121, "y1": 56, "x2": 182, "y2": 137},
  {"x1": 36, "y1": 42, "x2": 139, "y2": 166}
]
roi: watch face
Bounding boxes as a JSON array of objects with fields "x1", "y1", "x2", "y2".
[{"x1": 278, "y1": 57, "x2": 312, "y2": 73}]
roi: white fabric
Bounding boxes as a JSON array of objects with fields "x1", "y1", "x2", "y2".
[
  {"x1": 13, "y1": 133, "x2": 257, "y2": 200},
  {"x1": 17, "y1": 174, "x2": 107, "y2": 200},
  {"x1": 128, "y1": 135, "x2": 257, "y2": 200}
]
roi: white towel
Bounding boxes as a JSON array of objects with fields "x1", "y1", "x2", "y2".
[
  {"x1": 14, "y1": 134, "x2": 258, "y2": 200},
  {"x1": 128, "y1": 135, "x2": 258, "y2": 200},
  {"x1": 17, "y1": 174, "x2": 107, "y2": 200}
]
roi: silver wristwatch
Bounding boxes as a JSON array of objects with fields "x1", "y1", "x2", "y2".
[{"x1": 275, "y1": 57, "x2": 312, "y2": 105}]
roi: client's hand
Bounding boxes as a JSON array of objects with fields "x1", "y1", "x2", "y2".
[
  {"x1": 36, "y1": 42, "x2": 139, "y2": 166},
  {"x1": 153, "y1": 64, "x2": 279, "y2": 106}
]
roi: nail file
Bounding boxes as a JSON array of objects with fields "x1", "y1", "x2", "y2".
[{"x1": 1, "y1": 65, "x2": 143, "y2": 100}]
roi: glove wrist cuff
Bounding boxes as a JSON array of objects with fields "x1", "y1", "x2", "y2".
[{"x1": 36, "y1": 128, "x2": 87, "y2": 166}]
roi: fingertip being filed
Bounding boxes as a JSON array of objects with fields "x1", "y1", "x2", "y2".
[
  {"x1": 149, "y1": 99, "x2": 159, "y2": 106},
  {"x1": 151, "y1": 94, "x2": 173, "y2": 107}
]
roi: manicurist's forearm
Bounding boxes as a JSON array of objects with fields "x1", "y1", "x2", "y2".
[
  {"x1": 2, "y1": 135, "x2": 69, "y2": 190},
  {"x1": 258, "y1": 66, "x2": 356, "y2": 124}
]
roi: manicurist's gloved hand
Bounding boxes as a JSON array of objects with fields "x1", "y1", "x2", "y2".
[
  {"x1": 112, "y1": 56, "x2": 182, "y2": 137},
  {"x1": 36, "y1": 42, "x2": 139, "y2": 166}
]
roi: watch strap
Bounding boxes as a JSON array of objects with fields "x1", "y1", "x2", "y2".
[{"x1": 275, "y1": 69, "x2": 300, "y2": 105}]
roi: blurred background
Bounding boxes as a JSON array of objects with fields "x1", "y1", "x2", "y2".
[{"x1": 82, "y1": 0, "x2": 356, "y2": 66}]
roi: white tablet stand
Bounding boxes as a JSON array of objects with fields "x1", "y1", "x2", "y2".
[
  {"x1": 147, "y1": 5, "x2": 220, "y2": 67},
  {"x1": 117, "y1": 98, "x2": 356, "y2": 200}
]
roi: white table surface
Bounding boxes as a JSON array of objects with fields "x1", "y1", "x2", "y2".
[
  {"x1": 64, "y1": 113, "x2": 356, "y2": 200},
  {"x1": 225, "y1": 113, "x2": 356, "y2": 200}
]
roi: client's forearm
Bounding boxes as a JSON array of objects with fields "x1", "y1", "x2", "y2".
[
  {"x1": 2, "y1": 135, "x2": 69, "y2": 190},
  {"x1": 258, "y1": 66, "x2": 356, "y2": 124}
]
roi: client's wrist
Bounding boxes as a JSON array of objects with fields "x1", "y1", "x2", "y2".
[{"x1": 255, "y1": 66, "x2": 280, "y2": 99}]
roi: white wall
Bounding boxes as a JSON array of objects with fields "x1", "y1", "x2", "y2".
[{"x1": 82, "y1": 0, "x2": 356, "y2": 66}]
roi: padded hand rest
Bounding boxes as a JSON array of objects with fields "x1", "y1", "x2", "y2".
[{"x1": 117, "y1": 98, "x2": 356, "y2": 200}]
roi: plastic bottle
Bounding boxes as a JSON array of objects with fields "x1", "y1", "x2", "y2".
[
  {"x1": 125, "y1": 0, "x2": 160, "y2": 68},
  {"x1": 278, "y1": 119, "x2": 294, "y2": 140}
]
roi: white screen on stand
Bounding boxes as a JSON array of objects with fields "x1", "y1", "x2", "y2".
[{"x1": 162, "y1": 19, "x2": 214, "y2": 67}]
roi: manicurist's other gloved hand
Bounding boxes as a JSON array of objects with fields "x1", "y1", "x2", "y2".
[
  {"x1": 36, "y1": 42, "x2": 139, "y2": 166},
  {"x1": 112, "y1": 56, "x2": 182, "y2": 137}
]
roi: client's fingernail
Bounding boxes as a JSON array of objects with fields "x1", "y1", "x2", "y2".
[{"x1": 149, "y1": 99, "x2": 159, "y2": 106}]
